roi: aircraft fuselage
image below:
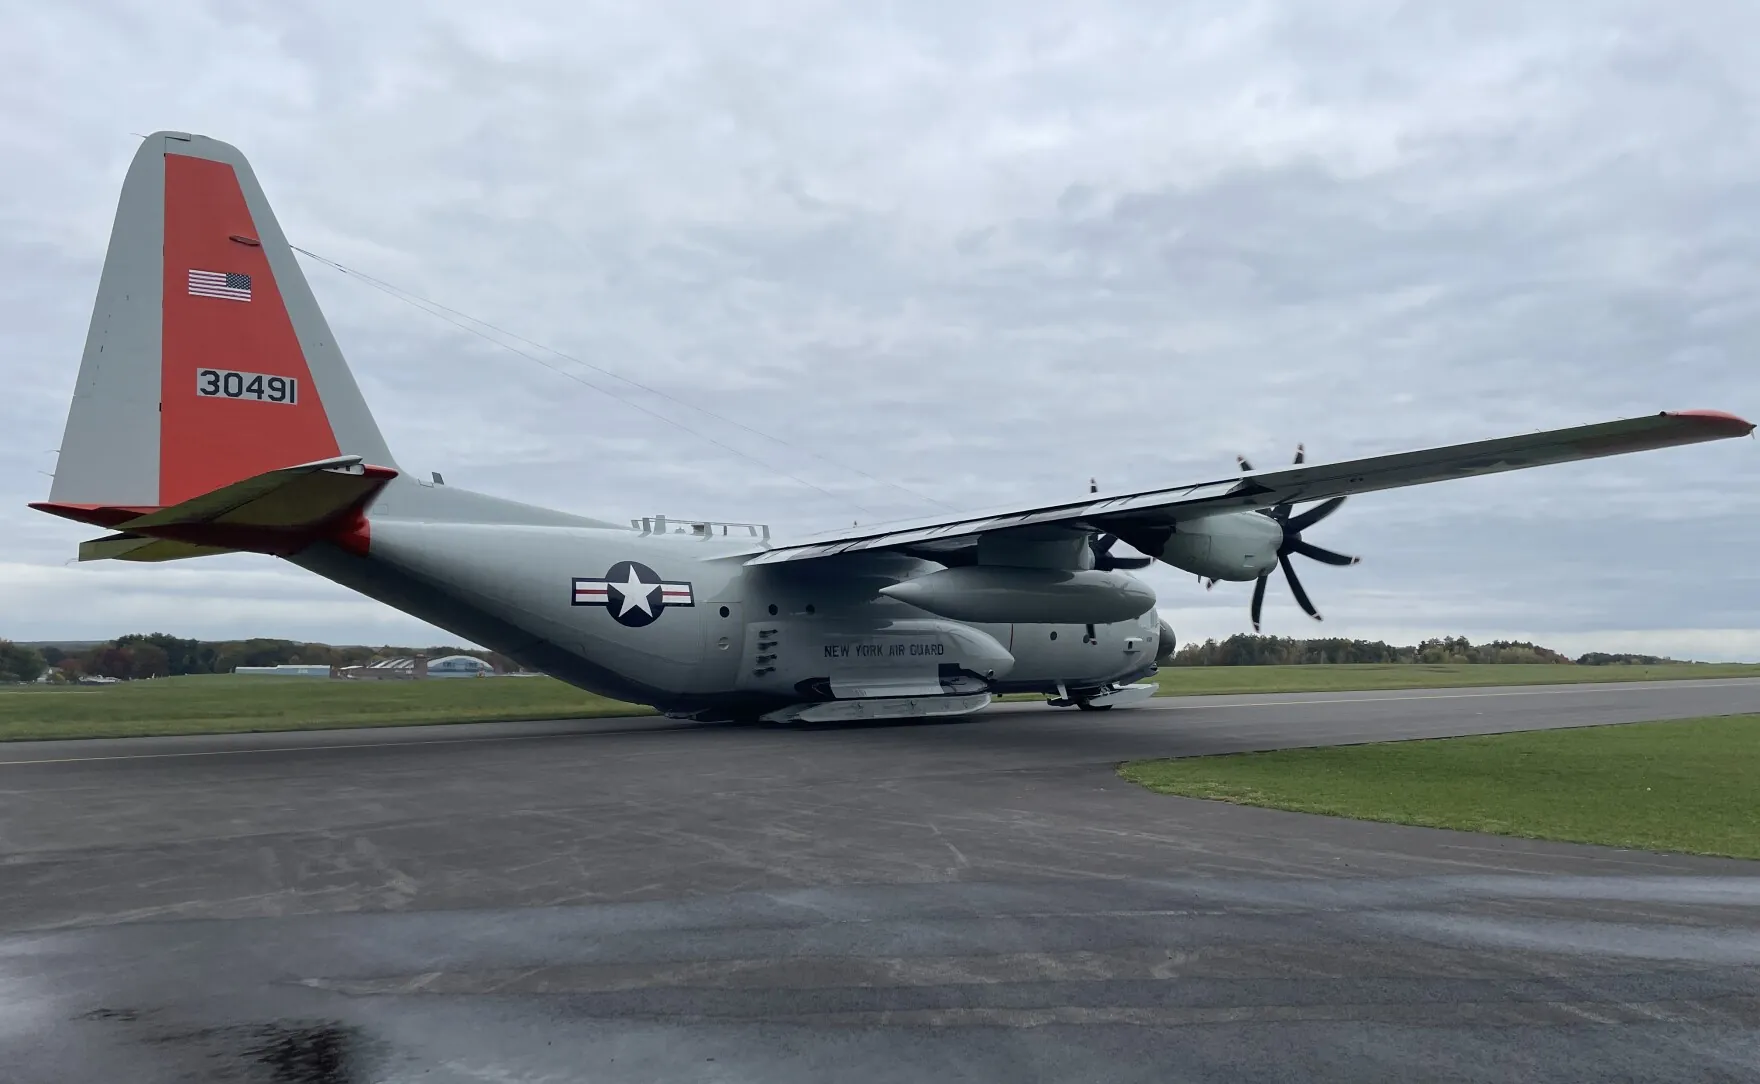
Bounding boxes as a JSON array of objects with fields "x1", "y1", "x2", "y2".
[{"x1": 292, "y1": 499, "x2": 1160, "y2": 717}]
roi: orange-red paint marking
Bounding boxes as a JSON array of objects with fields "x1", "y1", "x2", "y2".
[{"x1": 160, "y1": 153, "x2": 340, "y2": 505}]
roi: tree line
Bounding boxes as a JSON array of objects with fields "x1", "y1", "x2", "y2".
[
  {"x1": 1167, "y1": 634, "x2": 1692, "y2": 667},
  {"x1": 1, "y1": 634, "x2": 514, "y2": 683},
  {"x1": 0, "y1": 632, "x2": 1709, "y2": 684}
]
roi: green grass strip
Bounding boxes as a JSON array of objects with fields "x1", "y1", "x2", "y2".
[
  {"x1": 2, "y1": 663, "x2": 1756, "y2": 743},
  {"x1": 1148, "y1": 662, "x2": 1760, "y2": 696},
  {"x1": 0, "y1": 674, "x2": 650, "y2": 741},
  {"x1": 1120, "y1": 714, "x2": 1760, "y2": 859}
]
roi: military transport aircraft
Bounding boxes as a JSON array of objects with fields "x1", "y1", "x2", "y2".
[{"x1": 31, "y1": 132, "x2": 1755, "y2": 722}]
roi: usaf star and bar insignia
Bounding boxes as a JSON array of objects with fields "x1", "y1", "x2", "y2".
[{"x1": 572, "y1": 561, "x2": 694, "y2": 628}]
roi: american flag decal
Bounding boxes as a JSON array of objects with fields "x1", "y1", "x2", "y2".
[{"x1": 188, "y1": 269, "x2": 252, "y2": 302}]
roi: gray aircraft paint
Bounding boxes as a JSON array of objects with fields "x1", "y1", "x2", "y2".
[
  {"x1": 50, "y1": 135, "x2": 167, "y2": 506},
  {"x1": 1153, "y1": 511, "x2": 1284, "y2": 582},
  {"x1": 878, "y1": 565, "x2": 1158, "y2": 624},
  {"x1": 35, "y1": 131, "x2": 1755, "y2": 719},
  {"x1": 296, "y1": 517, "x2": 1155, "y2": 710}
]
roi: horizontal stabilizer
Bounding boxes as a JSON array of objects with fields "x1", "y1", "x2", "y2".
[
  {"x1": 119, "y1": 455, "x2": 387, "y2": 530},
  {"x1": 78, "y1": 534, "x2": 237, "y2": 563},
  {"x1": 35, "y1": 455, "x2": 395, "y2": 561}
]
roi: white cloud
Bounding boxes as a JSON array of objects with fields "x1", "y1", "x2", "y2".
[{"x1": 1, "y1": 1, "x2": 1755, "y2": 658}]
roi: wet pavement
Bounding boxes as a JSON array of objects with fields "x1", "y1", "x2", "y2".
[{"x1": 4, "y1": 679, "x2": 1759, "y2": 1082}]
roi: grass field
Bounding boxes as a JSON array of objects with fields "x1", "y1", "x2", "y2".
[
  {"x1": 1, "y1": 662, "x2": 1756, "y2": 743},
  {"x1": 0, "y1": 675, "x2": 649, "y2": 742},
  {"x1": 1149, "y1": 661, "x2": 1760, "y2": 696},
  {"x1": 1120, "y1": 714, "x2": 1760, "y2": 859}
]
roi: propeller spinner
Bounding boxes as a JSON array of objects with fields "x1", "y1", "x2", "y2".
[{"x1": 1239, "y1": 445, "x2": 1360, "y2": 631}]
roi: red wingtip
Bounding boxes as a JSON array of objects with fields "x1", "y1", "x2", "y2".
[{"x1": 1663, "y1": 409, "x2": 1755, "y2": 435}]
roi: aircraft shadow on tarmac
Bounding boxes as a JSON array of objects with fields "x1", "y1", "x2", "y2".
[
  {"x1": 577, "y1": 714, "x2": 993, "y2": 737},
  {"x1": 765, "y1": 712, "x2": 1002, "y2": 733}
]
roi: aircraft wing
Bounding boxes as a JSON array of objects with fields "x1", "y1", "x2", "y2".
[{"x1": 746, "y1": 410, "x2": 1753, "y2": 567}]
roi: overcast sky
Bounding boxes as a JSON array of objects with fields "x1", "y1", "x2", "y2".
[{"x1": 2, "y1": 1, "x2": 1757, "y2": 659}]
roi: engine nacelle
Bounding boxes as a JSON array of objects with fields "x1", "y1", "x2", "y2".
[
  {"x1": 1156, "y1": 618, "x2": 1177, "y2": 663},
  {"x1": 1153, "y1": 511, "x2": 1282, "y2": 582},
  {"x1": 879, "y1": 566, "x2": 1156, "y2": 624}
]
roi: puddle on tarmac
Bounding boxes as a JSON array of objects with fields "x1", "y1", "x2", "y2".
[
  {"x1": 86, "y1": 1013, "x2": 380, "y2": 1083},
  {"x1": 237, "y1": 1021, "x2": 365, "y2": 1083}
]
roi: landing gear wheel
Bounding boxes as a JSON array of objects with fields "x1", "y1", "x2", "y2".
[{"x1": 1075, "y1": 700, "x2": 1112, "y2": 711}]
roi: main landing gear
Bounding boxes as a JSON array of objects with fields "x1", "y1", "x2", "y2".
[{"x1": 1047, "y1": 682, "x2": 1158, "y2": 712}]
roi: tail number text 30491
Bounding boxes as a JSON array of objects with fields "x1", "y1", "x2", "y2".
[{"x1": 195, "y1": 368, "x2": 298, "y2": 404}]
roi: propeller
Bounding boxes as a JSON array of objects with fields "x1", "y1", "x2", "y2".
[
  {"x1": 1239, "y1": 445, "x2": 1359, "y2": 631},
  {"x1": 1091, "y1": 533, "x2": 1152, "y2": 571}
]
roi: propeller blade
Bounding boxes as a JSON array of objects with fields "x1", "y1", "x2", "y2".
[
  {"x1": 1090, "y1": 532, "x2": 1113, "y2": 569},
  {"x1": 1293, "y1": 443, "x2": 1305, "y2": 465},
  {"x1": 1090, "y1": 532, "x2": 1152, "y2": 570},
  {"x1": 1288, "y1": 539, "x2": 1359, "y2": 567},
  {"x1": 1249, "y1": 574, "x2": 1268, "y2": 631},
  {"x1": 1279, "y1": 553, "x2": 1321, "y2": 621},
  {"x1": 1284, "y1": 495, "x2": 1347, "y2": 533}
]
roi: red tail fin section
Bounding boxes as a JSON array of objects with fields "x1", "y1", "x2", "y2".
[
  {"x1": 45, "y1": 131, "x2": 395, "y2": 516},
  {"x1": 159, "y1": 153, "x2": 342, "y2": 504}
]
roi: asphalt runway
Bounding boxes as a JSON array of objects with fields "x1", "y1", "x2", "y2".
[{"x1": 4, "y1": 678, "x2": 1760, "y2": 1083}]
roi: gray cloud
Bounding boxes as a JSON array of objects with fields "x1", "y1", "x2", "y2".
[{"x1": 1, "y1": 1, "x2": 1755, "y2": 656}]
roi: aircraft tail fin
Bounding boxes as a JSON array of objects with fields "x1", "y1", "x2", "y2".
[{"x1": 45, "y1": 131, "x2": 396, "y2": 514}]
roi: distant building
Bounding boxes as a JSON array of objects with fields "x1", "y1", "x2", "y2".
[
  {"x1": 335, "y1": 656, "x2": 425, "y2": 680},
  {"x1": 332, "y1": 651, "x2": 496, "y2": 675},
  {"x1": 234, "y1": 664, "x2": 332, "y2": 677},
  {"x1": 426, "y1": 654, "x2": 496, "y2": 678},
  {"x1": 330, "y1": 653, "x2": 501, "y2": 680}
]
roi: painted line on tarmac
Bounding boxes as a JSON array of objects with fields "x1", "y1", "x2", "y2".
[{"x1": 2, "y1": 679, "x2": 1755, "y2": 767}]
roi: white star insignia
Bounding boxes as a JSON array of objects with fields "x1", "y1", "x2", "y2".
[{"x1": 612, "y1": 566, "x2": 660, "y2": 617}]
